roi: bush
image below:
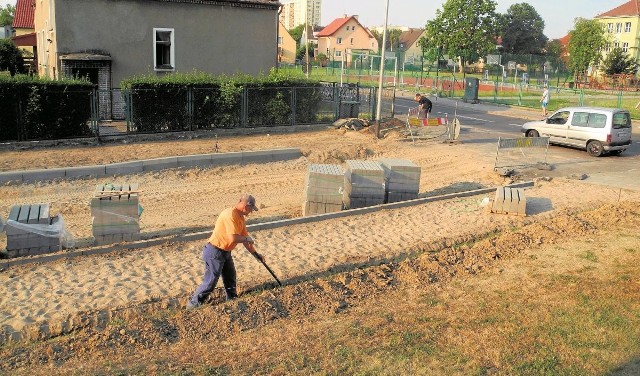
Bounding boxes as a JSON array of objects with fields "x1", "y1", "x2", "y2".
[
  {"x1": 0, "y1": 75, "x2": 93, "y2": 141},
  {"x1": 121, "y1": 69, "x2": 322, "y2": 131}
]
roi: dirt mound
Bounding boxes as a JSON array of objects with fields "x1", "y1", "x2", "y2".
[{"x1": 2, "y1": 200, "x2": 639, "y2": 373}]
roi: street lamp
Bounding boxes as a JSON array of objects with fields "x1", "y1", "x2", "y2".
[{"x1": 375, "y1": 0, "x2": 389, "y2": 139}]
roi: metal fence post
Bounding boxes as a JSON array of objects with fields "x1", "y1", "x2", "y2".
[
  {"x1": 90, "y1": 89, "x2": 99, "y2": 138},
  {"x1": 617, "y1": 90, "x2": 623, "y2": 108},
  {"x1": 242, "y1": 87, "x2": 248, "y2": 127},
  {"x1": 187, "y1": 87, "x2": 193, "y2": 131},
  {"x1": 291, "y1": 88, "x2": 296, "y2": 126},
  {"x1": 124, "y1": 89, "x2": 132, "y2": 132}
]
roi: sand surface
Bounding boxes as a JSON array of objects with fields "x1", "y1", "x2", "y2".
[{"x1": 1, "y1": 120, "x2": 639, "y2": 341}]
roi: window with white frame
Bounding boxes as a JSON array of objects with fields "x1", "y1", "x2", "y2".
[
  {"x1": 623, "y1": 42, "x2": 629, "y2": 52},
  {"x1": 335, "y1": 50, "x2": 342, "y2": 57},
  {"x1": 607, "y1": 23, "x2": 613, "y2": 33},
  {"x1": 614, "y1": 41, "x2": 620, "y2": 48},
  {"x1": 278, "y1": 36, "x2": 283, "y2": 45},
  {"x1": 625, "y1": 22, "x2": 632, "y2": 32},
  {"x1": 153, "y1": 28, "x2": 175, "y2": 71},
  {"x1": 616, "y1": 23, "x2": 622, "y2": 33},
  {"x1": 337, "y1": 37, "x2": 342, "y2": 44}
]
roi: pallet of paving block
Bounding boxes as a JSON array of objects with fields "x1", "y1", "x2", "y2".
[
  {"x1": 94, "y1": 232, "x2": 141, "y2": 246},
  {"x1": 91, "y1": 183, "x2": 140, "y2": 219},
  {"x1": 5, "y1": 204, "x2": 62, "y2": 252},
  {"x1": 302, "y1": 200, "x2": 343, "y2": 216},
  {"x1": 94, "y1": 183, "x2": 140, "y2": 199},
  {"x1": 490, "y1": 186, "x2": 526, "y2": 216}
]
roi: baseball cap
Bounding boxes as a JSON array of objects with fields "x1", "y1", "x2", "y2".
[{"x1": 240, "y1": 194, "x2": 259, "y2": 211}]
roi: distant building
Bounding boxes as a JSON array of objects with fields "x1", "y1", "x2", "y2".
[
  {"x1": 398, "y1": 28, "x2": 425, "y2": 66},
  {"x1": 278, "y1": 22, "x2": 297, "y2": 64},
  {"x1": 370, "y1": 25, "x2": 410, "y2": 34},
  {"x1": 279, "y1": 0, "x2": 321, "y2": 30},
  {"x1": 317, "y1": 15, "x2": 378, "y2": 65},
  {"x1": 11, "y1": 0, "x2": 37, "y2": 58},
  {"x1": 595, "y1": 0, "x2": 640, "y2": 67},
  {"x1": 0, "y1": 25, "x2": 11, "y2": 39}
]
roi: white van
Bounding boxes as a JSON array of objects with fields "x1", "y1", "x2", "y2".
[{"x1": 521, "y1": 107, "x2": 632, "y2": 157}]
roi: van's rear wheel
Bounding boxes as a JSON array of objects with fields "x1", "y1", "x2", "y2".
[
  {"x1": 526, "y1": 130, "x2": 539, "y2": 137},
  {"x1": 587, "y1": 140, "x2": 604, "y2": 157}
]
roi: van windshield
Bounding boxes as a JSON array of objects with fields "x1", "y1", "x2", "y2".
[{"x1": 612, "y1": 112, "x2": 631, "y2": 129}]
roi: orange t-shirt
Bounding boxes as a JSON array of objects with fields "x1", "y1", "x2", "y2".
[{"x1": 208, "y1": 207, "x2": 248, "y2": 251}]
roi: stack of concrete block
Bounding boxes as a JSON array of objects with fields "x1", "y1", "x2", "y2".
[
  {"x1": 303, "y1": 164, "x2": 344, "y2": 216},
  {"x1": 5, "y1": 203, "x2": 62, "y2": 258},
  {"x1": 91, "y1": 183, "x2": 141, "y2": 245},
  {"x1": 343, "y1": 160, "x2": 386, "y2": 209},
  {"x1": 490, "y1": 186, "x2": 527, "y2": 216},
  {"x1": 379, "y1": 158, "x2": 421, "y2": 203}
]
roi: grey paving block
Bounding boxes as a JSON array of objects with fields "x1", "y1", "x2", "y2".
[
  {"x1": 242, "y1": 150, "x2": 273, "y2": 164},
  {"x1": 142, "y1": 157, "x2": 178, "y2": 171},
  {"x1": 491, "y1": 186, "x2": 527, "y2": 216},
  {"x1": 21, "y1": 169, "x2": 66, "y2": 183},
  {"x1": 272, "y1": 148, "x2": 302, "y2": 161},
  {"x1": 65, "y1": 165, "x2": 107, "y2": 178},
  {"x1": 177, "y1": 154, "x2": 213, "y2": 168},
  {"x1": 210, "y1": 152, "x2": 243, "y2": 166},
  {"x1": 0, "y1": 172, "x2": 23, "y2": 184},
  {"x1": 105, "y1": 161, "x2": 144, "y2": 175}
]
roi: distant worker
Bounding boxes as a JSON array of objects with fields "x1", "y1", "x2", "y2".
[
  {"x1": 540, "y1": 85, "x2": 550, "y2": 117},
  {"x1": 415, "y1": 93, "x2": 433, "y2": 119},
  {"x1": 187, "y1": 193, "x2": 263, "y2": 310}
]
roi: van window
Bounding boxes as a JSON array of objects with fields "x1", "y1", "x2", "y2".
[
  {"x1": 588, "y1": 113, "x2": 606, "y2": 128},
  {"x1": 571, "y1": 112, "x2": 589, "y2": 127},
  {"x1": 548, "y1": 111, "x2": 569, "y2": 124},
  {"x1": 612, "y1": 112, "x2": 631, "y2": 129}
]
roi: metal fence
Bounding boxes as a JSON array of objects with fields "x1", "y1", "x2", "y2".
[
  {"x1": 1, "y1": 83, "x2": 396, "y2": 141},
  {"x1": 401, "y1": 74, "x2": 640, "y2": 118},
  {"x1": 494, "y1": 136, "x2": 550, "y2": 170}
]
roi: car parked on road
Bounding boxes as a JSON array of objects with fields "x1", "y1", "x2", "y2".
[{"x1": 521, "y1": 107, "x2": 632, "y2": 157}]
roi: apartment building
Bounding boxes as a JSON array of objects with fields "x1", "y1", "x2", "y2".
[{"x1": 279, "y1": 0, "x2": 321, "y2": 29}]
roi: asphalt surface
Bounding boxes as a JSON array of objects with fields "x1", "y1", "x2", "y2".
[{"x1": 395, "y1": 92, "x2": 640, "y2": 192}]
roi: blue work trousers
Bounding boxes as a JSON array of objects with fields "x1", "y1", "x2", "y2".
[{"x1": 190, "y1": 243, "x2": 238, "y2": 305}]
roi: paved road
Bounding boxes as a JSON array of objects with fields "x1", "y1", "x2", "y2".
[{"x1": 394, "y1": 94, "x2": 640, "y2": 191}]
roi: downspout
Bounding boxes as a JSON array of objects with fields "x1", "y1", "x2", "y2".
[{"x1": 276, "y1": 5, "x2": 282, "y2": 71}]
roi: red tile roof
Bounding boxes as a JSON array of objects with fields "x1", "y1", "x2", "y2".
[
  {"x1": 398, "y1": 28, "x2": 423, "y2": 50},
  {"x1": 12, "y1": 0, "x2": 35, "y2": 29},
  {"x1": 317, "y1": 15, "x2": 373, "y2": 38},
  {"x1": 597, "y1": 0, "x2": 640, "y2": 17}
]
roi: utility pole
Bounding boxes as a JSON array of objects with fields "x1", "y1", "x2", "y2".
[
  {"x1": 304, "y1": 5, "x2": 309, "y2": 79},
  {"x1": 375, "y1": 0, "x2": 389, "y2": 139}
]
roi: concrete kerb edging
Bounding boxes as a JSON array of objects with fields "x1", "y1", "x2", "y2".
[
  {"x1": 0, "y1": 181, "x2": 534, "y2": 270},
  {"x1": 0, "y1": 148, "x2": 302, "y2": 185}
]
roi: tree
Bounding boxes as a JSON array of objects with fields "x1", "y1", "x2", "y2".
[
  {"x1": 544, "y1": 39, "x2": 566, "y2": 72},
  {"x1": 289, "y1": 24, "x2": 305, "y2": 45},
  {"x1": 499, "y1": 3, "x2": 548, "y2": 54},
  {"x1": 0, "y1": 39, "x2": 27, "y2": 76},
  {"x1": 0, "y1": 4, "x2": 15, "y2": 26},
  {"x1": 601, "y1": 47, "x2": 639, "y2": 76},
  {"x1": 296, "y1": 42, "x2": 315, "y2": 60},
  {"x1": 567, "y1": 18, "x2": 607, "y2": 80},
  {"x1": 423, "y1": 0, "x2": 499, "y2": 76},
  {"x1": 370, "y1": 29, "x2": 382, "y2": 53},
  {"x1": 386, "y1": 29, "x2": 402, "y2": 51}
]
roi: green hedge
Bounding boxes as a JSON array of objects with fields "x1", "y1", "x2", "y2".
[
  {"x1": 0, "y1": 75, "x2": 94, "y2": 141},
  {"x1": 121, "y1": 69, "x2": 322, "y2": 131}
]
